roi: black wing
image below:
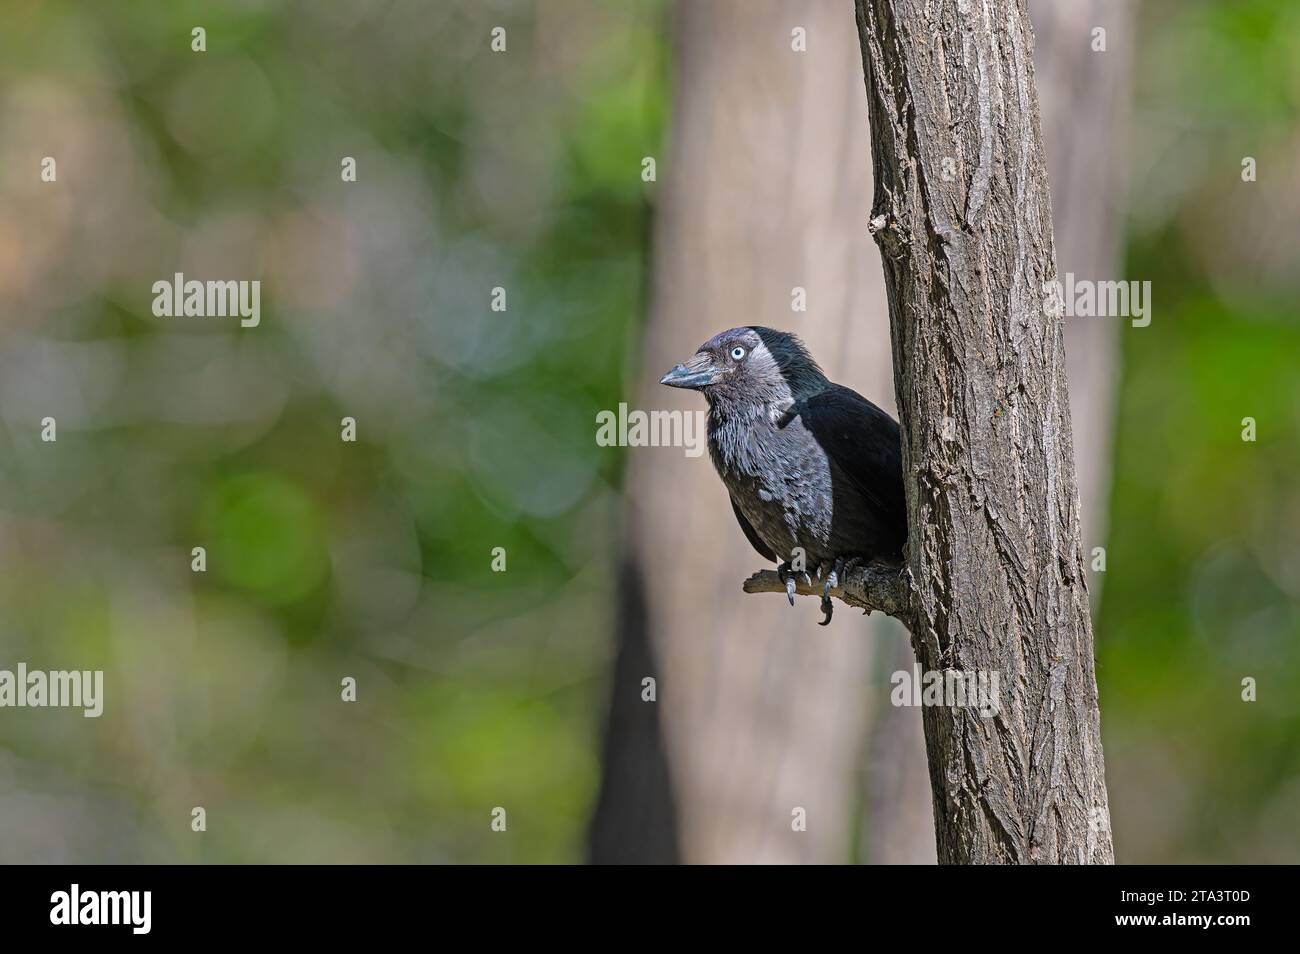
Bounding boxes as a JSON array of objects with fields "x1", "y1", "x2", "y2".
[
  {"x1": 789, "y1": 384, "x2": 907, "y2": 552},
  {"x1": 730, "y1": 496, "x2": 776, "y2": 562}
]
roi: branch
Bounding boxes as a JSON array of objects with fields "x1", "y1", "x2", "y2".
[{"x1": 742, "y1": 563, "x2": 911, "y2": 624}]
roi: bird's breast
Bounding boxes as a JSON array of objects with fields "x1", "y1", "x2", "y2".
[{"x1": 707, "y1": 411, "x2": 835, "y2": 562}]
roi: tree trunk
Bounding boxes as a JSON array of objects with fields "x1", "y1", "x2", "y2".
[
  {"x1": 853, "y1": 0, "x2": 1114, "y2": 864},
  {"x1": 859, "y1": 0, "x2": 1132, "y2": 866}
]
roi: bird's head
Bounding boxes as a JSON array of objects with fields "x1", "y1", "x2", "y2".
[{"x1": 660, "y1": 326, "x2": 825, "y2": 404}]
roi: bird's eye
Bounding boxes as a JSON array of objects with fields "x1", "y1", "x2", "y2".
[{"x1": 730, "y1": 346, "x2": 746, "y2": 361}]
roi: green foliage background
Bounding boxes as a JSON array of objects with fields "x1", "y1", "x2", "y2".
[
  {"x1": 1101, "y1": 0, "x2": 1300, "y2": 863},
  {"x1": 0, "y1": 0, "x2": 1295, "y2": 863}
]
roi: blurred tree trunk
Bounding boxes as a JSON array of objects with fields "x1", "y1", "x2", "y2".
[
  {"x1": 854, "y1": 0, "x2": 1115, "y2": 863},
  {"x1": 1032, "y1": 0, "x2": 1132, "y2": 561},
  {"x1": 591, "y1": 0, "x2": 903, "y2": 864}
]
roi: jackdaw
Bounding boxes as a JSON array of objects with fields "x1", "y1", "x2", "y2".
[{"x1": 660, "y1": 326, "x2": 906, "y2": 624}]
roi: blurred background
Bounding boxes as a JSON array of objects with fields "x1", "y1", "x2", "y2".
[{"x1": 0, "y1": 0, "x2": 1295, "y2": 864}]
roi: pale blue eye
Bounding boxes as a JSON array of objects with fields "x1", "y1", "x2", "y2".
[{"x1": 731, "y1": 346, "x2": 746, "y2": 360}]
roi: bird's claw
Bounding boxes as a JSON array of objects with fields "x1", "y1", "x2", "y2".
[
  {"x1": 818, "y1": 558, "x2": 842, "y2": 626},
  {"x1": 776, "y1": 558, "x2": 867, "y2": 621},
  {"x1": 816, "y1": 557, "x2": 863, "y2": 626},
  {"x1": 777, "y1": 562, "x2": 797, "y2": 606},
  {"x1": 776, "y1": 561, "x2": 812, "y2": 606}
]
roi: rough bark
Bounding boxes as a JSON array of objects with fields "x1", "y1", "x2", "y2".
[
  {"x1": 853, "y1": 0, "x2": 1133, "y2": 868},
  {"x1": 853, "y1": 0, "x2": 1114, "y2": 863}
]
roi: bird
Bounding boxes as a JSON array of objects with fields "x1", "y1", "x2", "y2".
[{"x1": 660, "y1": 326, "x2": 906, "y2": 624}]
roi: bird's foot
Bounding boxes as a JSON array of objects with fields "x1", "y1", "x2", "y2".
[
  {"x1": 776, "y1": 561, "x2": 812, "y2": 606},
  {"x1": 816, "y1": 557, "x2": 863, "y2": 626}
]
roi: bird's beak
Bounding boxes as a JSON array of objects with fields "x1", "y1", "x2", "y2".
[{"x1": 660, "y1": 352, "x2": 721, "y2": 390}]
